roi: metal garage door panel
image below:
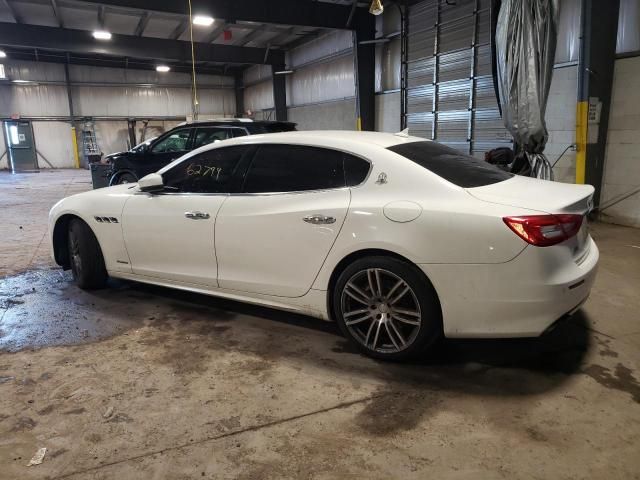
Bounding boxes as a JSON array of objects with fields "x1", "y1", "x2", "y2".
[
  {"x1": 408, "y1": 57, "x2": 434, "y2": 88},
  {"x1": 439, "y1": 15, "x2": 474, "y2": 53},
  {"x1": 439, "y1": 50, "x2": 471, "y2": 83},
  {"x1": 407, "y1": 84, "x2": 434, "y2": 114},
  {"x1": 439, "y1": 0, "x2": 476, "y2": 24},
  {"x1": 438, "y1": 79, "x2": 470, "y2": 111},
  {"x1": 407, "y1": 112, "x2": 434, "y2": 139}
]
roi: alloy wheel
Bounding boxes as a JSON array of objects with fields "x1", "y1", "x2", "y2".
[{"x1": 340, "y1": 268, "x2": 422, "y2": 354}]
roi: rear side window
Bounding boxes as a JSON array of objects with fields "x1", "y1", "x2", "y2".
[
  {"x1": 387, "y1": 141, "x2": 513, "y2": 188},
  {"x1": 243, "y1": 145, "x2": 344, "y2": 193},
  {"x1": 344, "y1": 154, "x2": 370, "y2": 186}
]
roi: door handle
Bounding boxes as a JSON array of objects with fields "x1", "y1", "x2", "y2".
[
  {"x1": 303, "y1": 214, "x2": 336, "y2": 225},
  {"x1": 185, "y1": 211, "x2": 210, "y2": 220}
]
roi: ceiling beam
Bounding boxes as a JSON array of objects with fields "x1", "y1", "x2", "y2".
[
  {"x1": 68, "y1": 0, "x2": 365, "y2": 30},
  {"x1": 204, "y1": 21, "x2": 227, "y2": 43},
  {"x1": 235, "y1": 24, "x2": 265, "y2": 47},
  {"x1": 267, "y1": 26, "x2": 296, "y2": 48},
  {"x1": 133, "y1": 11, "x2": 150, "y2": 36},
  {"x1": 50, "y1": 0, "x2": 64, "y2": 28},
  {"x1": 169, "y1": 18, "x2": 189, "y2": 40},
  {"x1": 97, "y1": 5, "x2": 105, "y2": 28},
  {"x1": 0, "y1": 22, "x2": 285, "y2": 65},
  {"x1": 1, "y1": 0, "x2": 21, "y2": 23}
]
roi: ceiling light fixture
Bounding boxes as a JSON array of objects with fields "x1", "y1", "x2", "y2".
[
  {"x1": 93, "y1": 30, "x2": 112, "y2": 40},
  {"x1": 156, "y1": 65, "x2": 171, "y2": 73},
  {"x1": 193, "y1": 15, "x2": 214, "y2": 26},
  {"x1": 0, "y1": 50, "x2": 6, "y2": 58},
  {"x1": 274, "y1": 69, "x2": 294, "y2": 75},
  {"x1": 369, "y1": 0, "x2": 384, "y2": 15}
]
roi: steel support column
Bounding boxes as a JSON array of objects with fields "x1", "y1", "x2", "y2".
[
  {"x1": 576, "y1": 0, "x2": 620, "y2": 207},
  {"x1": 234, "y1": 72, "x2": 245, "y2": 117},
  {"x1": 354, "y1": 16, "x2": 376, "y2": 131},
  {"x1": 271, "y1": 65, "x2": 288, "y2": 121}
]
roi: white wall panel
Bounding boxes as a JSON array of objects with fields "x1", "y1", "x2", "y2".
[
  {"x1": 617, "y1": 0, "x2": 640, "y2": 54},
  {"x1": 244, "y1": 81, "x2": 274, "y2": 112},
  {"x1": 376, "y1": 37, "x2": 401, "y2": 92},
  {"x1": 71, "y1": 86, "x2": 235, "y2": 117},
  {"x1": 287, "y1": 30, "x2": 353, "y2": 68},
  {"x1": 601, "y1": 56, "x2": 640, "y2": 227},
  {"x1": 4, "y1": 61, "x2": 66, "y2": 82},
  {"x1": 68, "y1": 65, "x2": 233, "y2": 87},
  {"x1": 0, "y1": 85, "x2": 69, "y2": 116},
  {"x1": 287, "y1": 54, "x2": 355, "y2": 106},
  {"x1": 376, "y1": 91, "x2": 401, "y2": 133},
  {"x1": 288, "y1": 99, "x2": 356, "y2": 130},
  {"x1": 244, "y1": 64, "x2": 272, "y2": 85},
  {"x1": 33, "y1": 122, "x2": 75, "y2": 168},
  {"x1": 555, "y1": 0, "x2": 581, "y2": 63}
]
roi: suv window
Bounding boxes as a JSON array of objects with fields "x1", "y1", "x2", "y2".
[
  {"x1": 243, "y1": 145, "x2": 344, "y2": 193},
  {"x1": 151, "y1": 129, "x2": 192, "y2": 154},
  {"x1": 344, "y1": 154, "x2": 370, "y2": 186},
  {"x1": 162, "y1": 146, "x2": 249, "y2": 193},
  {"x1": 193, "y1": 127, "x2": 234, "y2": 149},
  {"x1": 387, "y1": 141, "x2": 513, "y2": 188}
]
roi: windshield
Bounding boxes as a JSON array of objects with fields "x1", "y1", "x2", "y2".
[
  {"x1": 131, "y1": 137, "x2": 157, "y2": 153},
  {"x1": 387, "y1": 141, "x2": 513, "y2": 188}
]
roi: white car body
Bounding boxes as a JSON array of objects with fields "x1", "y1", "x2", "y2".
[{"x1": 49, "y1": 131, "x2": 599, "y2": 338}]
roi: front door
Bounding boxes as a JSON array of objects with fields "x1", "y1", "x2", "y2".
[
  {"x1": 121, "y1": 144, "x2": 252, "y2": 286},
  {"x1": 3, "y1": 121, "x2": 38, "y2": 173},
  {"x1": 215, "y1": 144, "x2": 351, "y2": 297}
]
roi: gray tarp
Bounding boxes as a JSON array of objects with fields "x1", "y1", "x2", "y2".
[{"x1": 495, "y1": 0, "x2": 559, "y2": 180}]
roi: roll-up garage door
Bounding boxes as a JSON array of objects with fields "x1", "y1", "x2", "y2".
[{"x1": 407, "y1": 0, "x2": 512, "y2": 158}]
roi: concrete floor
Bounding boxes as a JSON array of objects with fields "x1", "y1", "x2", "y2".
[{"x1": 1, "y1": 169, "x2": 639, "y2": 480}]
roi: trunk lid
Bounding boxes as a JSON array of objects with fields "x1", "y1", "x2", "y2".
[
  {"x1": 466, "y1": 175, "x2": 594, "y2": 215},
  {"x1": 467, "y1": 176, "x2": 594, "y2": 261}
]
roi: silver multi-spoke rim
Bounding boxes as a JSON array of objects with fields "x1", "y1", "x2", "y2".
[{"x1": 340, "y1": 268, "x2": 421, "y2": 354}]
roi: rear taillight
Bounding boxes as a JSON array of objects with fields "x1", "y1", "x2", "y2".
[{"x1": 503, "y1": 214, "x2": 583, "y2": 247}]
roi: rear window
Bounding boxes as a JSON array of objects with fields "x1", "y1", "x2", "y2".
[{"x1": 387, "y1": 141, "x2": 513, "y2": 188}]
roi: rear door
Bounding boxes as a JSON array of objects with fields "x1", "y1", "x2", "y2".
[{"x1": 215, "y1": 144, "x2": 352, "y2": 297}]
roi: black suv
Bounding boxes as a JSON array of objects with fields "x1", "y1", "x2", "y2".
[{"x1": 100, "y1": 119, "x2": 296, "y2": 187}]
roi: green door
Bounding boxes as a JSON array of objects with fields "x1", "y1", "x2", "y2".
[{"x1": 3, "y1": 121, "x2": 38, "y2": 173}]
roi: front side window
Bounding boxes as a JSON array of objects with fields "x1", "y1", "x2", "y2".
[
  {"x1": 162, "y1": 146, "x2": 249, "y2": 193},
  {"x1": 151, "y1": 129, "x2": 191, "y2": 154},
  {"x1": 242, "y1": 145, "x2": 345, "y2": 193},
  {"x1": 387, "y1": 141, "x2": 513, "y2": 188},
  {"x1": 193, "y1": 128, "x2": 233, "y2": 149}
]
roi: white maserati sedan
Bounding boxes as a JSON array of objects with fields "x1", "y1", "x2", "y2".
[{"x1": 49, "y1": 131, "x2": 599, "y2": 360}]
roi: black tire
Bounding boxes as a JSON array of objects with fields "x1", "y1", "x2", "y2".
[
  {"x1": 332, "y1": 256, "x2": 442, "y2": 361},
  {"x1": 68, "y1": 219, "x2": 108, "y2": 290},
  {"x1": 113, "y1": 172, "x2": 137, "y2": 185}
]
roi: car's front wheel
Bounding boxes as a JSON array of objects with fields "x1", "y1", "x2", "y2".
[
  {"x1": 333, "y1": 256, "x2": 441, "y2": 361},
  {"x1": 68, "y1": 219, "x2": 108, "y2": 289}
]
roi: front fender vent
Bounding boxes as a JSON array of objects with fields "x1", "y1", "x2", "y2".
[{"x1": 95, "y1": 216, "x2": 119, "y2": 224}]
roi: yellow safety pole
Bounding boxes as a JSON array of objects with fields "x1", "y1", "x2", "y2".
[
  {"x1": 71, "y1": 126, "x2": 80, "y2": 169},
  {"x1": 575, "y1": 101, "x2": 588, "y2": 184}
]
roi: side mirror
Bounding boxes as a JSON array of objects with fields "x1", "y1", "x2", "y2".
[{"x1": 138, "y1": 173, "x2": 164, "y2": 193}]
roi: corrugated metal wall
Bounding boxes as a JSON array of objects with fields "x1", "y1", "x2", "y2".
[{"x1": 0, "y1": 60, "x2": 236, "y2": 167}]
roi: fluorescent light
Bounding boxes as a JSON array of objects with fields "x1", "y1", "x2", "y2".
[
  {"x1": 93, "y1": 30, "x2": 112, "y2": 40},
  {"x1": 12, "y1": 79, "x2": 32, "y2": 83},
  {"x1": 0, "y1": 50, "x2": 6, "y2": 58},
  {"x1": 274, "y1": 69, "x2": 294, "y2": 75},
  {"x1": 193, "y1": 15, "x2": 214, "y2": 26},
  {"x1": 156, "y1": 65, "x2": 170, "y2": 73}
]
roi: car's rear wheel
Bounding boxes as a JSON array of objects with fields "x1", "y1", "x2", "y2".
[
  {"x1": 333, "y1": 256, "x2": 441, "y2": 361},
  {"x1": 114, "y1": 172, "x2": 137, "y2": 185},
  {"x1": 68, "y1": 219, "x2": 108, "y2": 289}
]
